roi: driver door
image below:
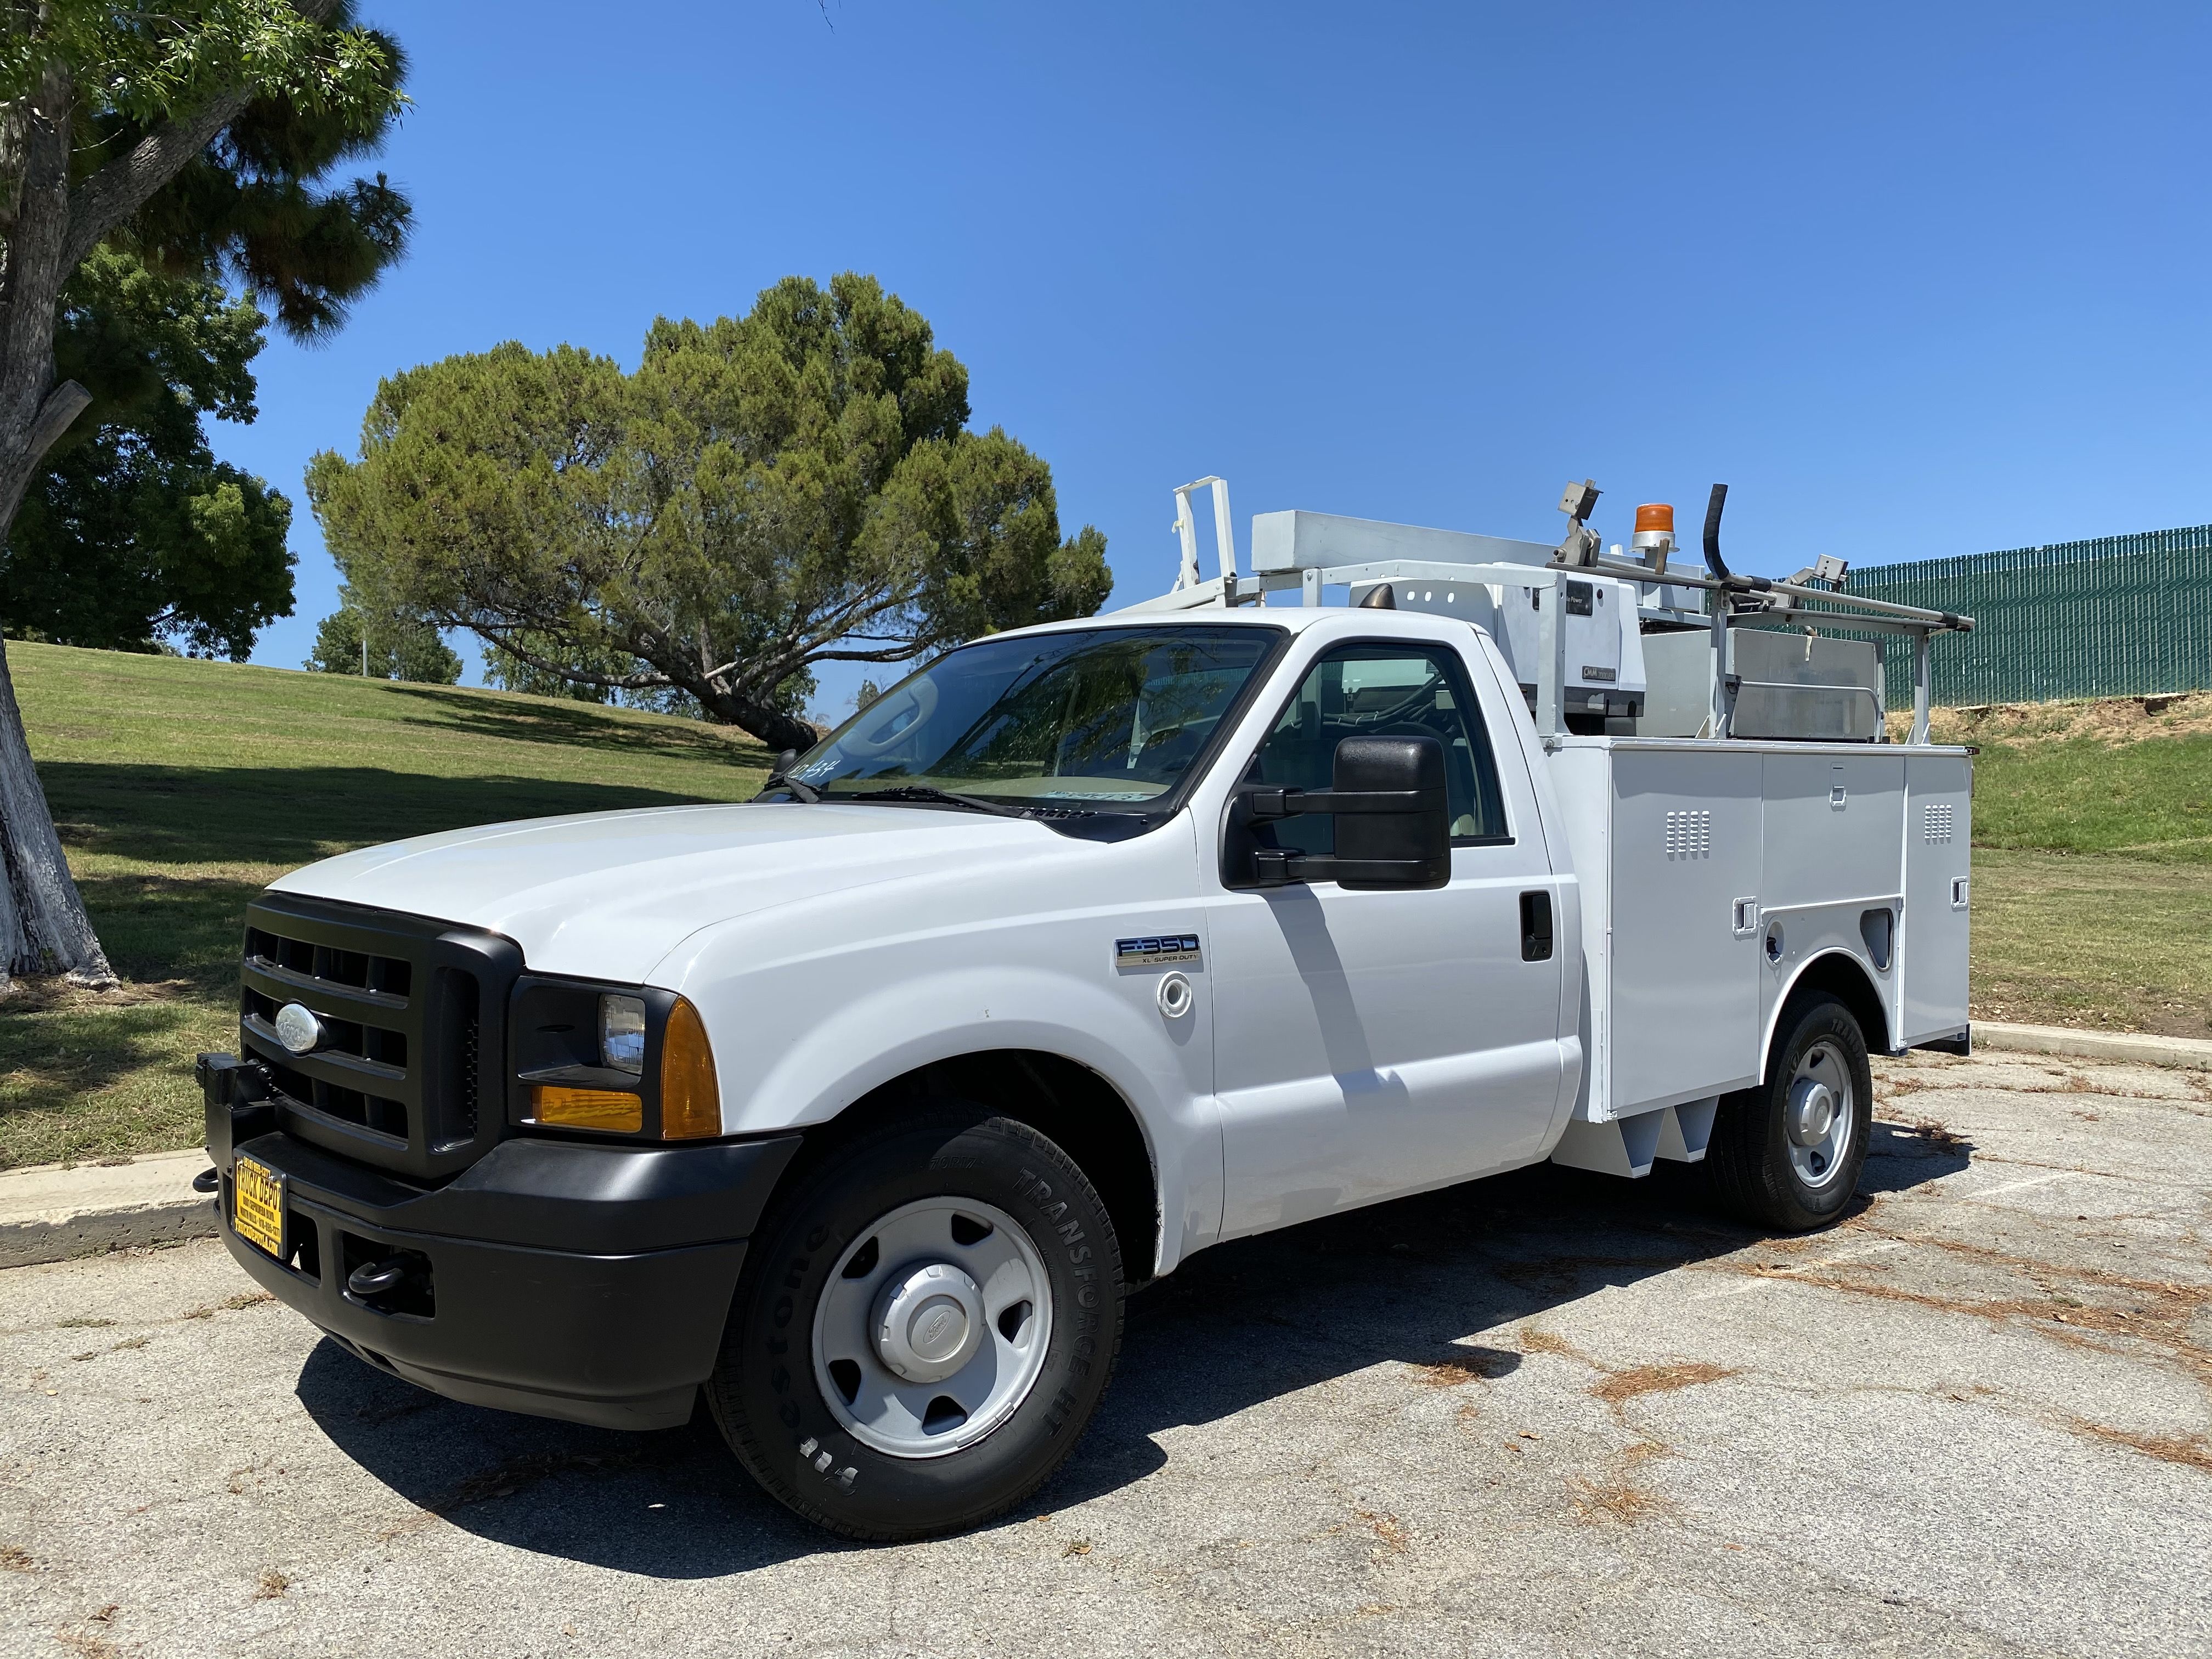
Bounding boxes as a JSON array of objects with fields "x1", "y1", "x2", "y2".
[{"x1": 1206, "y1": 637, "x2": 1568, "y2": 1239}]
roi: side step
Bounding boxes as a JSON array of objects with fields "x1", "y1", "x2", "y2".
[{"x1": 1549, "y1": 1097, "x2": 1719, "y2": 1180}]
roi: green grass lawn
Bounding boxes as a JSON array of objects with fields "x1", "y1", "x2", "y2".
[
  {"x1": 2, "y1": 642, "x2": 772, "y2": 1169},
  {"x1": 0, "y1": 650, "x2": 2202, "y2": 1169},
  {"x1": 1970, "y1": 849, "x2": 2211, "y2": 1037},
  {"x1": 1928, "y1": 694, "x2": 2211, "y2": 1040}
]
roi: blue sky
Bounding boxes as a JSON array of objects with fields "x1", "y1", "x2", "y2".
[{"x1": 217, "y1": 1, "x2": 2212, "y2": 719}]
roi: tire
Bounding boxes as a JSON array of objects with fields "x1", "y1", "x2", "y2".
[
  {"x1": 1707, "y1": 993, "x2": 1872, "y2": 1232},
  {"x1": 707, "y1": 1104, "x2": 1125, "y2": 1541}
]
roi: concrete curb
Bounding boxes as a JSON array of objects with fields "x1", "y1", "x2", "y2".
[
  {"x1": 1972, "y1": 1020, "x2": 2212, "y2": 1071},
  {"x1": 0, "y1": 1147, "x2": 217, "y2": 1269}
]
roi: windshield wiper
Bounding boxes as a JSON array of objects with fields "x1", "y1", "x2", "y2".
[
  {"x1": 756, "y1": 758, "x2": 821, "y2": 803},
  {"x1": 844, "y1": 785, "x2": 1028, "y2": 819}
]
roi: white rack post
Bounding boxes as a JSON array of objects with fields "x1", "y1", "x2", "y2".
[
  {"x1": 1172, "y1": 477, "x2": 1235, "y2": 592},
  {"x1": 1911, "y1": 630, "x2": 1933, "y2": 746},
  {"x1": 1535, "y1": 569, "x2": 1566, "y2": 740},
  {"x1": 1171, "y1": 490, "x2": 1200, "y2": 590},
  {"x1": 1707, "y1": 595, "x2": 1730, "y2": 739}
]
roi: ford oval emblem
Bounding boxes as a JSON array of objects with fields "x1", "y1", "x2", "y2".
[{"x1": 274, "y1": 1001, "x2": 324, "y2": 1056}]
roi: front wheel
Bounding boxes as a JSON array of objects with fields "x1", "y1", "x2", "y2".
[
  {"x1": 707, "y1": 1105, "x2": 1125, "y2": 1540},
  {"x1": 1707, "y1": 993, "x2": 1872, "y2": 1232}
]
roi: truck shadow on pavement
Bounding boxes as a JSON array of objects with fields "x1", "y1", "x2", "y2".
[{"x1": 294, "y1": 1118, "x2": 1972, "y2": 1576}]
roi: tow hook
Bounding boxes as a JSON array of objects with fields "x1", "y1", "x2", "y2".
[
  {"x1": 341, "y1": 1244, "x2": 436, "y2": 1316},
  {"x1": 191, "y1": 1167, "x2": 220, "y2": 1194},
  {"x1": 347, "y1": 1259, "x2": 411, "y2": 1298}
]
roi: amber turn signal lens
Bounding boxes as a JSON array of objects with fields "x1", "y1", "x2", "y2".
[
  {"x1": 533, "y1": 1085, "x2": 641, "y2": 1133},
  {"x1": 1634, "y1": 502, "x2": 1674, "y2": 534},
  {"x1": 659, "y1": 996, "x2": 721, "y2": 1139}
]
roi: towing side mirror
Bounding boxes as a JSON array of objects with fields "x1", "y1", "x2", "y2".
[{"x1": 1230, "y1": 734, "x2": 1451, "y2": 891}]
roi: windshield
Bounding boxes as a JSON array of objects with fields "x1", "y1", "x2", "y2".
[{"x1": 788, "y1": 625, "x2": 1281, "y2": 813}]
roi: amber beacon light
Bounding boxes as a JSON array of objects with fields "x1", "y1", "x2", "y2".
[{"x1": 1632, "y1": 502, "x2": 1675, "y2": 573}]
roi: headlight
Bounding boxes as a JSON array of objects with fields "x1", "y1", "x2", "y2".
[
  {"x1": 521, "y1": 988, "x2": 719, "y2": 1141},
  {"x1": 599, "y1": 994, "x2": 646, "y2": 1074}
]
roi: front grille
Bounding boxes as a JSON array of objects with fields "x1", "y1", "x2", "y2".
[
  {"x1": 238, "y1": 893, "x2": 521, "y2": 1180},
  {"x1": 257, "y1": 1051, "x2": 408, "y2": 1138},
  {"x1": 241, "y1": 984, "x2": 410, "y2": 1137},
  {"x1": 244, "y1": 926, "x2": 413, "y2": 998}
]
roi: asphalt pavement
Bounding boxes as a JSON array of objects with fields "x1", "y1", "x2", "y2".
[{"x1": 2, "y1": 1049, "x2": 2208, "y2": 1658}]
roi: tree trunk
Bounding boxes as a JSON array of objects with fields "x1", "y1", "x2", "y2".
[
  {"x1": 697, "y1": 683, "x2": 825, "y2": 755},
  {"x1": 0, "y1": 640, "x2": 114, "y2": 983},
  {"x1": 0, "y1": 63, "x2": 116, "y2": 986}
]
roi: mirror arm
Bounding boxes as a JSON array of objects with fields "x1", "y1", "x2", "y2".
[
  {"x1": 1252, "y1": 850, "x2": 1442, "y2": 887},
  {"x1": 1244, "y1": 786, "x2": 1446, "y2": 821}
]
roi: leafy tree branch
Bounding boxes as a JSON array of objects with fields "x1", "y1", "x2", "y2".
[{"x1": 310, "y1": 274, "x2": 1114, "y2": 753}]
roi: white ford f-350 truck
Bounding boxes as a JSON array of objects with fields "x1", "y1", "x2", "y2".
[{"x1": 198, "y1": 481, "x2": 1973, "y2": 1539}]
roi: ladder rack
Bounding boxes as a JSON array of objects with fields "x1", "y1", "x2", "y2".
[{"x1": 1117, "y1": 490, "x2": 1975, "y2": 746}]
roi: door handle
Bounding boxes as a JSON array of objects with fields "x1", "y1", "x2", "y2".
[{"x1": 1519, "y1": 891, "x2": 1554, "y2": 961}]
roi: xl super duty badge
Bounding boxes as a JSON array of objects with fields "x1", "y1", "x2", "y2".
[{"x1": 1115, "y1": 934, "x2": 1200, "y2": 968}]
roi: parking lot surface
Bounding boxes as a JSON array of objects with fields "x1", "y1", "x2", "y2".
[{"x1": 3, "y1": 1050, "x2": 2209, "y2": 1658}]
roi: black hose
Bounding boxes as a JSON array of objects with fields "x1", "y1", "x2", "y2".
[{"x1": 1702, "y1": 483, "x2": 1731, "y2": 579}]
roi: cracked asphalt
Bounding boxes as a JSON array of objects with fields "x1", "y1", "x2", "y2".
[{"x1": 3, "y1": 1049, "x2": 2209, "y2": 1658}]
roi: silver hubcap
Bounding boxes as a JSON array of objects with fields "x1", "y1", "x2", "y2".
[
  {"x1": 873, "y1": 1263, "x2": 985, "y2": 1383},
  {"x1": 1787, "y1": 1081, "x2": 1837, "y2": 1147},
  {"x1": 1785, "y1": 1039, "x2": 1854, "y2": 1189},
  {"x1": 812, "y1": 1197, "x2": 1052, "y2": 1459}
]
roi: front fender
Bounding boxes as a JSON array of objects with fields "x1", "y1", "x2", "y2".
[
  {"x1": 693, "y1": 956, "x2": 1220, "y2": 1274},
  {"x1": 753, "y1": 965, "x2": 1180, "y2": 1125},
  {"x1": 639, "y1": 813, "x2": 1221, "y2": 1271}
]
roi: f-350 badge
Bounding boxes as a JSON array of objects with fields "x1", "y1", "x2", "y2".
[{"x1": 1115, "y1": 934, "x2": 1200, "y2": 968}]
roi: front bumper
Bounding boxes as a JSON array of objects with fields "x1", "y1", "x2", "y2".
[{"x1": 201, "y1": 1054, "x2": 800, "y2": 1431}]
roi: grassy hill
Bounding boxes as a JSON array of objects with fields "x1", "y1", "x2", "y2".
[
  {"x1": 0, "y1": 649, "x2": 2202, "y2": 1169},
  {"x1": 2, "y1": 642, "x2": 772, "y2": 1169},
  {"x1": 1925, "y1": 693, "x2": 2212, "y2": 861},
  {"x1": 1911, "y1": 693, "x2": 2210, "y2": 1040}
]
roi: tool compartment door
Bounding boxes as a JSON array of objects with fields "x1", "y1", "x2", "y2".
[
  {"x1": 1901, "y1": 752, "x2": 1972, "y2": 1044},
  {"x1": 1606, "y1": 747, "x2": 1765, "y2": 1115},
  {"x1": 1759, "y1": 748, "x2": 1906, "y2": 1044}
]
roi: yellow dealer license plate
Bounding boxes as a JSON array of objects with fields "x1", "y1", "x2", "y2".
[{"x1": 232, "y1": 1155, "x2": 285, "y2": 1260}]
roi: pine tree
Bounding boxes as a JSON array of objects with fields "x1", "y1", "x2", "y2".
[
  {"x1": 304, "y1": 588, "x2": 459, "y2": 684},
  {"x1": 0, "y1": 2, "x2": 408, "y2": 984}
]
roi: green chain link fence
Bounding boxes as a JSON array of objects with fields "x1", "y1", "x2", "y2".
[{"x1": 1843, "y1": 524, "x2": 2212, "y2": 709}]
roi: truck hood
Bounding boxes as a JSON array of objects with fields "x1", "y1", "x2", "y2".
[{"x1": 268, "y1": 802, "x2": 1062, "y2": 984}]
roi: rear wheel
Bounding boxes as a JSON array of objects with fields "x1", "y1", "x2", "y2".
[
  {"x1": 1707, "y1": 993, "x2": 1872, "y2": 1232},
  {"x1": 707, "y1": 1105, "x2": 1124, "y2": 1540}
]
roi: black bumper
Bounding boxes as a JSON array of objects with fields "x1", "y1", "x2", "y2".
[{"x1": 201, "y1": 1055, "x2": 799, "y2": 1431}]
